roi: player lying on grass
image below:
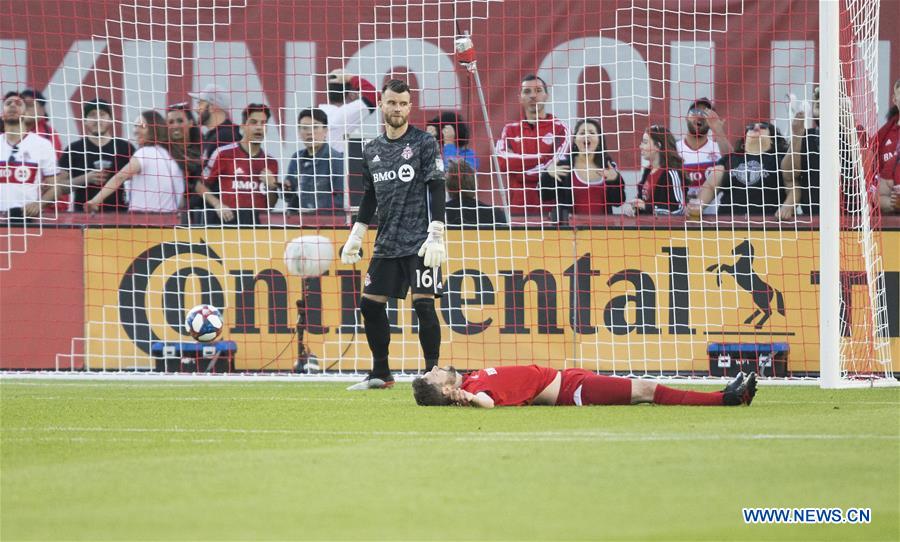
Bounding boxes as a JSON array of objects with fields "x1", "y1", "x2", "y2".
[{"x1": 412, "y1": 365, "x2": 756, "y2": 408}]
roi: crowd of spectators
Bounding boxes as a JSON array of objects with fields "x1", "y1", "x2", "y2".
[{"x1": 2, "y1": 73, "x2": 898, "y2": 226}]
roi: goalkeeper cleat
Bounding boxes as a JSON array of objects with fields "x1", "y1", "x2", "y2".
[
  {"x1": 294, "y1": 358, "x2": 320, "y2": 374},
  {"x1": 346, "y1": 373, "x2": 395, "y2": 391},
  {"x1": 723, "y1": 372, "x2": 757, "y2": 406}
]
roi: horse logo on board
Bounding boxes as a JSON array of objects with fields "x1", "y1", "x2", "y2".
[{"x1": 706, "y1": 239, "x2": 786, "y2": 328}]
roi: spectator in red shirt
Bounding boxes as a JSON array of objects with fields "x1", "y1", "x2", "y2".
[
  {"x1": 539, "y1": 118, "x2": 623, "y2": 218},
  {"x1": 622, "y1": 124, "x2": 685, "y2": 217},
  {"x1": 197, "y1": 103, "x2": 280, "y2": 226},
  {"x1": 495, "y1": 74, "x2": 569, "y2": 217},
  {"x1": 412, "y1": 365, "x2": 756, "y2": 408},
  {"x1": 876, "y1": 78, "x2": 900, "y2": 214}
]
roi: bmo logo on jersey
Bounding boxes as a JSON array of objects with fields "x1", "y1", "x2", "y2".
[
  {"x1": 232, "y1": 179, "x2": 261, "y2": 191},
  {"x1": 373, "y1": 164, "x2": 416, "y2": 183}
]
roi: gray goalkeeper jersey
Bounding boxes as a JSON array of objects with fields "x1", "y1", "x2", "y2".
[{"x1": 361, "y1": 125, "x2": 445, "y2": 258}]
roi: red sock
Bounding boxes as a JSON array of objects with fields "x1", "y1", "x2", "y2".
[
  {"x1": 652, "y1": 384, "x2": 724, "y2": 406},
  {"x1": 579, "y1": 375, "x2": 633, "y2": 405}
]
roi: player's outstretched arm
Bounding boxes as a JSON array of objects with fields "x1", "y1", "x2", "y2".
[
  {"x1": 448, "y1": 388, "x2": 494, "y2": 408},
  {"x1": 85, "y1": 156, "x2": 142, "y2": 214},
  {"x1": 468, "y1": 391, "x2": 495, "y2": 408}
]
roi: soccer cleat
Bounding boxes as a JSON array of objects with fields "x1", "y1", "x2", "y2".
[
  {"x1": 741, "y1": 372, "x2": 758, "y2": 405},
  {"x1": 346, "y1": 373, "x2": 395, "y2": 391},
  {"x1": 723, "y1": 372, "x2": 757, "y2": 406},
  {"x1": 722, "y1": 372, "x2": 744, "y2": 393}
]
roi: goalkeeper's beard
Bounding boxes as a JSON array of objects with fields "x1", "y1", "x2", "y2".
[{"x1": 384, "y1": 112, "x2": 409, "y2": 129}]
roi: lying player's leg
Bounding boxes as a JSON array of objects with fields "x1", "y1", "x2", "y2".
[{"x1": 580, "y1": 373, "x2": 757, "y2": 406}]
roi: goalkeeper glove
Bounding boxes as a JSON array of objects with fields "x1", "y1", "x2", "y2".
[
  {"x1": 341, "y1": 222, "x2": 368, "y2": 264},
  {"x1": 417, "y1": 221, "x2": 446, "y2": 268}
]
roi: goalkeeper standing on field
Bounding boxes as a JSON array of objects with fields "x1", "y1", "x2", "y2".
[{"x1": 342, "y1": 79, "x2": 447, "y2": 390}]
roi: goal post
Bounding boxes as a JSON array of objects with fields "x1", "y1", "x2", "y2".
[
  {"x1": 820, "y1": 0, "x2": 895, "y2": 387},
  {"x1": 818, "y1": 0, "x2": 843, "y2": 388}
]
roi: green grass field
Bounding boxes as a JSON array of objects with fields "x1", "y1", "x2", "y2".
[{"x1": 1, "y1": 379, "x2": 897, "y2": 541}]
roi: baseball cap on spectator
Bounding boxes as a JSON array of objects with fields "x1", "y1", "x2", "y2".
[
  {"x1": 189, "y1": 84, "x2": 230, "y2": 110},
  {"x1": 83, "y1": 98, "x2": 113, "y2": 118},
  {"x1": 20, "y1": 88, "x2": 47, "y2": 107}
]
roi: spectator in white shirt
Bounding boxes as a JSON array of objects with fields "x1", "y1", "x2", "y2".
[
  {"x1": 85, "y1": 110, "x2": 185, "y2": 213},
  {"x1": 0, "y1": 91, "x2": 62, "y2": 219},
  {"x1": 319, "y1": 69, "x2": 379, "y2": 153},
  {"x1": 677, "y1": 98, "x2": 733, "y2": 214}
]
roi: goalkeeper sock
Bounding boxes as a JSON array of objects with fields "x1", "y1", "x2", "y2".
[
  {"x1": 652, "y1": 385, "x2": 724, "y2": 406},
  {"x1": 413, "y1": 298, "x2": 441, "y2": 371},
  {"x1": 359, "y1": 297, "x2": 390, "y2": 376}
]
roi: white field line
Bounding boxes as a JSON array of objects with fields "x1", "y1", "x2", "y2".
[{"x1": 2, "y1": 426, "x2": 897, "y2": 443}]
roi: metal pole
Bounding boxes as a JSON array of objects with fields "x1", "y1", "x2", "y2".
[
  {"x1": 819, "y1": 0, "x2": 842, "y2": 388},
  {"x1": 457, "y1": 32, "x2": 510, "y2": 213}
]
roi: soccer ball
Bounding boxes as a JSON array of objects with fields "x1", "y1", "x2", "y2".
[
  {"x1": 184, "y1": 304, "x2": 224, "y2": 342},
  {"x1": 284, "y1": 235, "x2": 335, "y2": 277}
]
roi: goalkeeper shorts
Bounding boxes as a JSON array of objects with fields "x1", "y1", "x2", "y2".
[{"x1": 364, "y1": 255, "x2": 443, "y2": 299}]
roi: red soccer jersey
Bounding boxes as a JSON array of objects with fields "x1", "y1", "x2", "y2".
[
  {"x1": 495, "y1": 115, "x2": 569, "y2": 212},
  {"x1": 875, "y1": 120, "x2": 899, "y2": 179},
  {"x1": 203, "y1": 142, "x2": 279, "y2": 210},
  {"x1": 461, "y1": 365, "x2": 559, "y2": 406}
]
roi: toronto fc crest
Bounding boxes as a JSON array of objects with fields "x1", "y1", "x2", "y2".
[{"x1": 401, "y1": 145, "x2": 413, "y2": 160}]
